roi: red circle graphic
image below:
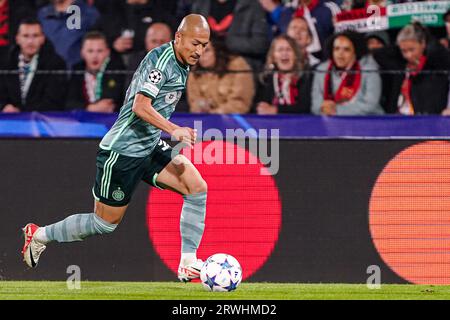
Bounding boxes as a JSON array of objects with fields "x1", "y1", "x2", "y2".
[
  {"x1": 146, "y1": 141, "x2": 282, "y2": 280},
  {"x1": 369, "y1": 141, "x2": 450, "y2": 284}
]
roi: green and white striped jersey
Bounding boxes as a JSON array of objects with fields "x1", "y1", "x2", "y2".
[{"x1": 100, "y1": 41, "x2": 189, "y2": 157}]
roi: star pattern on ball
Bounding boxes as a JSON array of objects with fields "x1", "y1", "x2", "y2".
[
  {"x1": 220, "y1": 259, "x2": 232, "y2": 269},
  {"x1": 224, "y1": 279, "x2": 239, "y2": 291},
  {"x1": 204, "y1": 274, "x2": 219, "y2": 290}
]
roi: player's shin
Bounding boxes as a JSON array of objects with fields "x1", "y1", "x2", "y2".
[{"x1": 180, "y1": 191, "x2": 207, "y2": 265}]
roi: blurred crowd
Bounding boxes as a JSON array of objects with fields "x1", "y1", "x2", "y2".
[{"x1": 0, "y1": 0, "x2": 449, "y2": 116}]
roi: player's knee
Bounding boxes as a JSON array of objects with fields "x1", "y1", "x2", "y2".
[
  {"x1": 92, "y1": 213, "x2": 118, "y2": 235},
  {"x1": 186, "y1": 178, "x2": 207, "y2": 195}
]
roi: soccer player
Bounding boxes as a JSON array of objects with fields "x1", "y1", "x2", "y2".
[{"x1": 21, "y1": 14, "x2": 211, "y2": 282}]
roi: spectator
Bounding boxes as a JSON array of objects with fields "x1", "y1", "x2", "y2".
[
  {"x1": 38, "y1": 0, "x2": 99, "y2": 69},
  {"x1": 66, "y1": 31, "x2": 125, "y2": 113},
  {"x1": 187, "y1": 37, "x2": 254, "y2": 114},
  {"x1": 191, "y1": 0, "x2": 271, "y2": 72},
  {"x1": 312, "y1": 31, "x2": 384, "y2": 115},
  {"x1": 126, "y1": 22, "x2": 172, "y2": 86},
  {"x1": 365, "y1": 31, "x2": 390, "y2": 52},
  {"x1": 260, "y1": 0, "x2": 335, "y2": 59},
  {"x1": 286, "y1": 16, "x2": 320, "y2": 67},
  {"x1": 0, "y1": 0, "x2": 37, "y2": 58},
  {"x1": 373, "y1": 23, "x2": 450, "y2": 115},
  {"x1": 255, "y1": 35, "x2": 311, "y2": 114},
  {"x1": 94, "y1": 0, "x2": 176, "y2": 62},
  {"x1": 0, "y1": 18, "x2": 67, "y2": 112}
]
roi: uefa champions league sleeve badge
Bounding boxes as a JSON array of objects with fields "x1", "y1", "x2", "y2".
[{"x1": 149, "y1": 69, "x2": 163, "y2": 84}]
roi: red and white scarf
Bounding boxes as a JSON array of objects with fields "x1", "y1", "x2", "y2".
[
  {"x1": 323, "y1": 60, "x2": 361, "y2": 103},
  {"x1": 398, "y1": 55, "x2": 427, "y2": 115},
  {"x1": 272, "y1": 72, "x2": 300, "y2": 107}
]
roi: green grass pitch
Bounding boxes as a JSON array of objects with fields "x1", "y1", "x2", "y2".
[{"x1": 1, "y1": 282, "x2": 450, "y2": 300}]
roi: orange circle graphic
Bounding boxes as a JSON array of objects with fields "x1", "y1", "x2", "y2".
[{"x1": 369, "y1": 141, "x2": 450, "y2": 284}]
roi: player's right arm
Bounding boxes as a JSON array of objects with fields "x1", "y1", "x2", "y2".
[{"x1": 132, "y1": 93, "x2": 197, "y2": 148}]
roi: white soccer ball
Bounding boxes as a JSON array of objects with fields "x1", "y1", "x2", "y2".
[{"x1": 200, "y1": 253, "x2": 242, "y2": 292}]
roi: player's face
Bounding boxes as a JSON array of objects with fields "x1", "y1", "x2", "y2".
[
  {"x1": 273, "y1": 39, "x2": 296, "y2": 71},
  {"x1": 287, "y1": 18, "x2": 311, "y2": 49},
  {"x1": 81, "y1": 39, "x2": 110, "y2": 72},
  {"x1": 332, "y1": 36, "x2": 356, "y2": 69},
  {"x1": 175, "y1": 30, "x2": 210, "y2": 66},
  {"x1": 398, "y1": 39, "x2": 426, "y2": 66},
  {"x1": 16, "y1": 24, "x2": 45, "y2": 58},
  {"x1": 199, "y1": 43, "x2": 215, "y2": 69}
]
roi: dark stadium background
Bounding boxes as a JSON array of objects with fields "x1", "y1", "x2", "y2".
[{"x1": 2, "y1": 138, "x2": 430, "y2": 284}]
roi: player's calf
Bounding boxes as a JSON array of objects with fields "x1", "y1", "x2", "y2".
[
  {"x1": 43, "y1": 212, "x2": 118, "y2": 243},
  {"x1": 178, "y1": 191, "x2": 207, "y2": 282},
  {"x1": 21, "y1": 213, "x2": 119, "y2": 268}
]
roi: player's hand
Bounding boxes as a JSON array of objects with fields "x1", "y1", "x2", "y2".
[
  {"x1": 172, "y1": 127, "x2": 197, "y2": 149},
  {"x1": 2, "y1": 104, "x2": 20, "y2": 113},
  {"x1": 442, "y1": 108, "x2": 450, "y2": 116}
]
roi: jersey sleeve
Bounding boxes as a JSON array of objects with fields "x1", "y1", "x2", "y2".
[{"x1": 136, "y1": 50, "x2": 169, "y2": 100}]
